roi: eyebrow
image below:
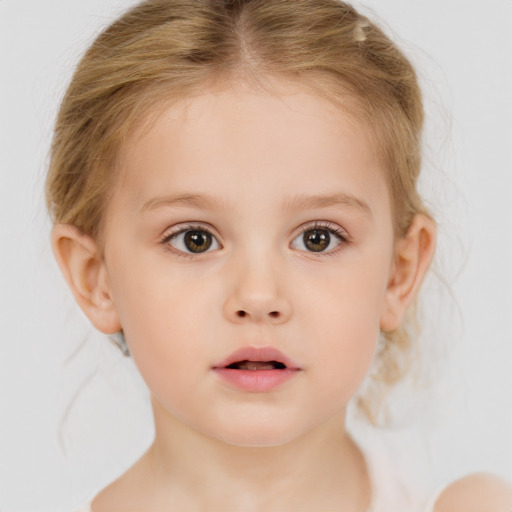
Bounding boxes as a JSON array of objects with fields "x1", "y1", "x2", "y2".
[
  {"x1": 141, "y1": 191, "x2": 372, "y2": 216},
  {"x1": 141, "y1": 193, "x2": 229, "y2": 213},
  {"x1": 281, "y1": 192, "x2": 372, "y2": 216}
]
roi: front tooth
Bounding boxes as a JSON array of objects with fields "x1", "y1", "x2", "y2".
[{"x1": 240, "y1": 361, "x2": 275, "y2": 370}]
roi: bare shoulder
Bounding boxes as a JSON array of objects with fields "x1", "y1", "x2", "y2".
[{"x1": 433, "y1": 473, "x2": 512, "y2": 512}]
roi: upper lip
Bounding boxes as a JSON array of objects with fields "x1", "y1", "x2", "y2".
[{"x1": 213, "y1": 346, "x2": 301, "y2": 370}]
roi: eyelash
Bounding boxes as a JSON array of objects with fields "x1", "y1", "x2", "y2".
[
  {"x1": 160, "y1": 223, "x2": 218, "y2": 260},
  {"x1": 160, "y1": 221, "x2": 350, "y2": 259},
  {"x1": 297, "y1": 221, "x2": 349, "y2": 257}
]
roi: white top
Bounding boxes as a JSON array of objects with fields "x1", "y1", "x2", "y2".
[{"x1": 358, "y1": 434, "x2": 443, "y2": 512}]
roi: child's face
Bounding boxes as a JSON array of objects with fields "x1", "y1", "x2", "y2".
[{"x1": 101, "y1": 80, "x2": 396, "y2": 446}]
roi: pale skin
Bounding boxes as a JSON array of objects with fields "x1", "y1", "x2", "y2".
[{"x1": 52, "y1": 79, "x2": 511, "y2": 511}]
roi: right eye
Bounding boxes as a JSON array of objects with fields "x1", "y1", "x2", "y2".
[{"x1": 164, "y1": 226, "x2": 221, "y2": 254}]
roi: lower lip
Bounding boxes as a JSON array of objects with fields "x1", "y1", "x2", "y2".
[{"x1": 213, "y1": 368, "x2": 300, "y2": 392}]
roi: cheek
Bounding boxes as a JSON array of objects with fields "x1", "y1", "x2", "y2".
[
  {"x1": 295, "y1": 254, "x2": 391, "y2": 397},
  {"x1": 115, "y1": 276, "x2": 218, "y2": 423},
  {"x1": 312, "y1": 297, "x2": 380, "y2": 404},
  {"x1": 108, "y1": 256, "x2": 217, "y2": 380}
]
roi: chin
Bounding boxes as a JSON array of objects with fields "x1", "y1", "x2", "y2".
[{"x1": 203, "y1": 414, "x2": 311, "y2": 448}]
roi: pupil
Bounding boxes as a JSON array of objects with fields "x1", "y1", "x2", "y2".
[
  {"x1": 304, "y1": 229, "x2": 330, "y2": 252},
  {"x1": 185, "y1": 230, "x2": 212, "y2": 253}
]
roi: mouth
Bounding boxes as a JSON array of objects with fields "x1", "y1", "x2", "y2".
[
  {"x1": 212, "y1": 346, "x2": 301, "y2": 392},
  {"x1": 225, "y1": 360, "x2": 288, "y2": 370},
  {"x1": 213, "y1": 345, "x2": 301, "y2": 371}
]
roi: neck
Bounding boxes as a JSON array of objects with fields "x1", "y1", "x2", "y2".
[{"x1": 131, "y1": 396, "x2": 371, "y2": 511}]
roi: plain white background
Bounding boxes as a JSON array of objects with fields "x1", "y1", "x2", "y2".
[{"x1": 0, "y1": 1, "x2": 511, "y2": 510}]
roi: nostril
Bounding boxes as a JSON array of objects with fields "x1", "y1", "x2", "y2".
[{"x1": 234, "y1": 310, "x2": 281, "y2": 319}]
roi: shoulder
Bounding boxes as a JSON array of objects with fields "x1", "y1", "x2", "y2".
[{"x1": 433, "y1": 473, "x2": 512, "y2": 512}]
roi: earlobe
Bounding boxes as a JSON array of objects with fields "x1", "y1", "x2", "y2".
[
  {"x1": 51, "y1": 224, "x2": 121, "y2": 334},
  {"x1": 380, "y1": 214, "x2": 436, "y2": 332}
]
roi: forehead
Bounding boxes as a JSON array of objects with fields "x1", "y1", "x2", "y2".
[{"x1": 115, "y1": 80, "x2": 389, "y2": 215}]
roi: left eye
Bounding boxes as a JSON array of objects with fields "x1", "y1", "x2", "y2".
[
  {"x1": 291, "y1": 226, "x2": 344, "y2": 253},
  {"x1": 167, "y1": 228, "x2": 221, "y2": 254}
]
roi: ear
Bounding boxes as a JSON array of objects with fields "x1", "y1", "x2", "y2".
[
  {"x1": 380, "y1": 214, "x2": 436, "y2": 332},
  {"x1": 51, "y1": 224, "x2": 121, "y2": 334}
]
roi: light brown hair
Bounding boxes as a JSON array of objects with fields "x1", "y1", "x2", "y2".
[{"x1": 46, "y1": 0, "x2": 432, "y2": 424}]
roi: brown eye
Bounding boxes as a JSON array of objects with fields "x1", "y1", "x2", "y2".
[
  {"x1": 291, "y1": 224, "x2": 345, "y2": 254},
  {"x1": 167, "y1": 227, "x2": 221, "y2": 255},
  {"x1": 184, "y1": 230, "x2": 212, "y2": 253},
  {"x1": 303, "y1": 229, "x2": 330, "y2": 252}
]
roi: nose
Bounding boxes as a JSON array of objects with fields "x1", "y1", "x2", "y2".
[{"x1": 222, "y1": 254, "x2": 292, "y2": 325}]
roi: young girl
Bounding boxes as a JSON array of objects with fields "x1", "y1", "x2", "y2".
[{"x1": 45, "y1": 0, "x2": 512, "y2": 510}]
